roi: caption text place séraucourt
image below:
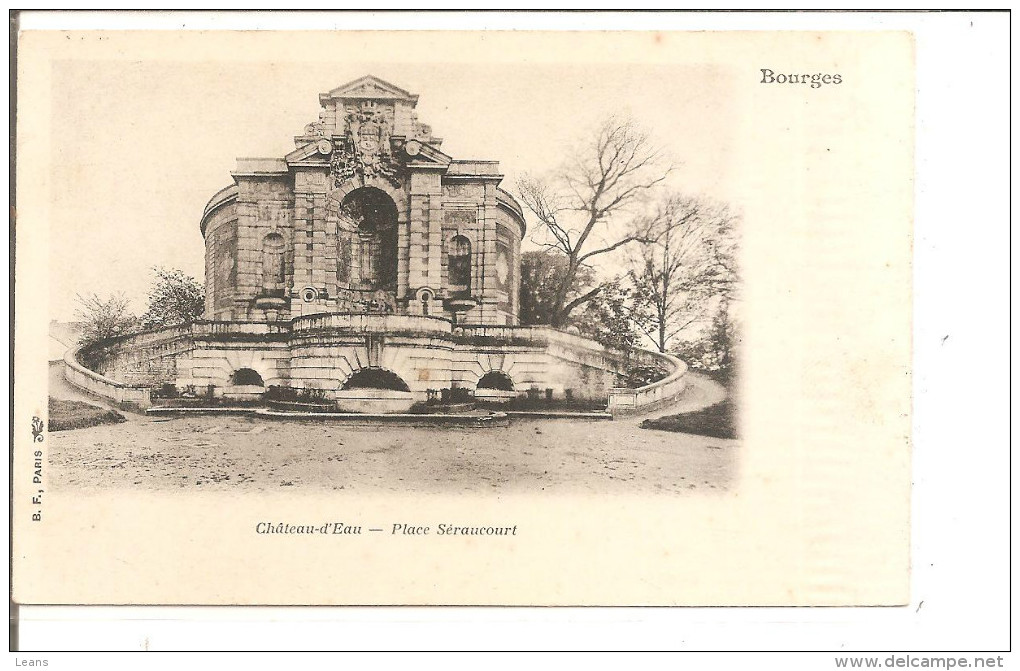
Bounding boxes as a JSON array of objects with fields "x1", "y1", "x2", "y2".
[{"x1": 255, "y1": 522, "x2": 518, "y2": 537}]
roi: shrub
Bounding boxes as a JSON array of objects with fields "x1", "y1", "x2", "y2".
[
  {"x1": 265, "y1": 385, "x2": 330, "y2": 404},
  {"x1": 341, "y1": 368, "x2": 410, "y2": 391},
  {"x1": 441, "y1": 387, "x2": 473, "y2": 403},
  {"x1": 475, "y1": 395, "x2": 607, "y2": 412},
  {"x1": 300, "y1": 388, "x2": 330, "y2": 403},
  {"x1": 265, "y1": 385, "x2": 297, "y2": 402},
  {"x1": 150, "y1": 383, "x2": 179, "y2": 400},
  {"x1": 617, "y1": 364, "x2": 669, "y2": 389}
]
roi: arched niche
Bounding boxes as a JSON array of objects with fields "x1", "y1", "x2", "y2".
[
  {"x1": 447, "y1": 235, "x2": 472, "y2": 297},
  {"x1": 261, "y1": 232, "x2": 287, "y2": 295},
  {"x1": 339, "y1": 187, "x2": 398, "y2": 291}
]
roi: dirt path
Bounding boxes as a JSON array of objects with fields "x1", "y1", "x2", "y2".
[{"x1": 632, "y1": 372, "x2": 728, "y2": 423}]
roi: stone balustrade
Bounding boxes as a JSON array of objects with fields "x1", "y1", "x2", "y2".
[
  {"x1": 292, "y1": 312, "x2": 453, "y2": 336},
  {"x1": 458, "y1": 324, "x2": 612, "y2": 356},
  {"x1": 462, "y1": 324, "x2": 689, "y2": 414},
  {"x1": 192, "y1": 320, "x2": 291, "y2": 338}
]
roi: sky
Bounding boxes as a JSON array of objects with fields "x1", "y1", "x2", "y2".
[{"x1": 40, "y1": 33, "x2": 738, "y2": 321}]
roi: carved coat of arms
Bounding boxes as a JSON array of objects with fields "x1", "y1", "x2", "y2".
[{"x1": 330, "y1": 101, "x2": 401, "y2": 188}]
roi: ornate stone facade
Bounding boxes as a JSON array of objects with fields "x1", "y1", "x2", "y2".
[
  {"x1": 64, "y1": 77, "x2": 686, "y2": 413},
  {"x1": 201, "y1": 75, "x2": 525, "y2": 327}
]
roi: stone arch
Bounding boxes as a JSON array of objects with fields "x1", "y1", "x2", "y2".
[
  {"x1": 338, "y1": 187, "x2": 399, "y2": 291},
  {"x1": 330, "y1": 176, "x2": 408, "y2": 214},
  {"x1": 231, "y1": 367, "x2": 265, "y2": 386},
  {"x1": 461, "y1": 352, "x2": 521, "y2": 391},
  {"x1": 477, "y1": 370, "x2": 514, "y2": 391},
  {"x1": 340, "y1": 367, "x2": 411, "y2": 392},
  {"x1": 220, "y1": 351, "x2": 281, "y2": 388}
]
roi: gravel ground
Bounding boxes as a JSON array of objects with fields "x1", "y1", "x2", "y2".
[{"x1": 47, "y1": 363, "x2": 737, "y2": 495}]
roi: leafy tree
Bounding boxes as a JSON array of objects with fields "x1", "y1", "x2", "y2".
[
  {"x1": 569, "y1": 278, "x2": 639, "y2": 351},
  {"x1": 519, "y1": 251, "x2": 638, "y2": 351},
  {"x1": 74, "y1": 292, "x2": 138, "y2": 347},
  {"x1": 140, "y1": 267, "x2": 205, "y2": 329},
  {"x1": 671, "y1": 300, "x2": 739, "y2": 377},
  {"x1": 629, "y1": 194, "x2": 739, "y2": 353},
  {"x1": 519, "y1": 250, "x2": 591, "y2": 326},
  {"x1": 517, "y1": 115, "x2": 672, "y2": 327}
]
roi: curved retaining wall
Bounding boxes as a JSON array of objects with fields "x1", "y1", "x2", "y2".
[
  {"x1": 461, "y1": 325, "x2": 689, "y2": 414},
  {"x1": 606, "y1": 350, "x2": 688, "y2": 415},
  {"x1": 63, "y1": 318, "x2": 689, "y2": 416},
  {"x1": 63, "y1": 346, "x2": 153, "y2": 410}
]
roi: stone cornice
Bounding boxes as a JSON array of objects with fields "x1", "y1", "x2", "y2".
[
  {"x1": 200, "y1": 184, "x2": 238, "y2": 237},
  {"x1": 496, "y1": 187, "x2": 527, "y2": 237},
  {"x1": 232, "y1": 157, "x2": 289, "y2": 177}
]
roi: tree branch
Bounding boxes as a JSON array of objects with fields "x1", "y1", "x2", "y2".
[{"x1": 561, "y1": 285, "x2": 604, "y2": 318}]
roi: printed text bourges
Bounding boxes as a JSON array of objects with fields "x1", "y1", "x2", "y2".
[{"x1": 760, "y1": 68, "x2": 842, "y2": 88}]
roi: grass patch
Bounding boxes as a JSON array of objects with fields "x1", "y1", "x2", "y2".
[
  {"x1": 48, "y1": 398, "x2": 126, "y2": 432},
  {"x1": 640, "y1": 399, "x2": 738, "y2": 439}
]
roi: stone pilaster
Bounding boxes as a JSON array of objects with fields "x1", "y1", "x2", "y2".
[
  {"x1": 408, "y1": 170, "x2": 443, "y2": 300},
  {"x1": 291, "y1": 168, "x2": 329, "y2": 314}
]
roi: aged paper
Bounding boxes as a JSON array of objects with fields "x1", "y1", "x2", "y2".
[{"x1": 13, "y1": 29, "x2": 912, "y2": 606}]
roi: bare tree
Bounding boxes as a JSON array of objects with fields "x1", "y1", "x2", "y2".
[
  {"x1": 74, "y1": 292, "x2": 138, "y2": 347},
  {"x1": 517, "y1": 115, "x2": 672, "y2": 327},
  {"x1": 628, "y1": 194, "x2": 738, "y2": 353}
]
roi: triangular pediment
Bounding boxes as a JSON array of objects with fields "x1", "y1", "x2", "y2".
[
  {"x1": 320, "y1": 75, "x2": 418, "y2": 104},
  {"x1": 407, "y1": 141, "x2": 451, "y2": 167},
  {"x1": 285, "y1": 140, "x2": 330, "y2": 164}
]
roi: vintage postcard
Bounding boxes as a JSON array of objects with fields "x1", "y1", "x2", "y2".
[{"x1": 12, "y1": 29, "x2": 912, "y2": 606}]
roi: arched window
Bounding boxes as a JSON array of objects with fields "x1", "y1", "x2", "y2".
[
  {"x1": 448, "y1": 235, "x2": 471, "y2": 297},
  {"x1": 261, "y1": 233, "x2": 286, "y2": 295},
  {"x1": 340, "y1": 188, "x2": 398, "y2": 291}
]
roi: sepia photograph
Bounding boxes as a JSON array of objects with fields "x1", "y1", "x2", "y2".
[
  {"x1": 14, "y1": 26, "x2": 918, "y2": 610},
  {"x1": 46, "y1": 68, "x2": 741, "y2": 498}
]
